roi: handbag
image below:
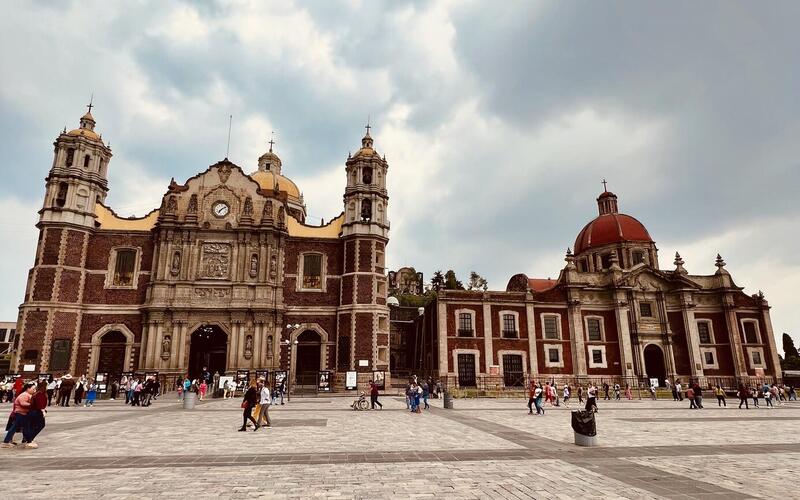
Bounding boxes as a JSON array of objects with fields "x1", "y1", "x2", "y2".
[{"x1": 241, "y1": 401, "x2": 248, "y2": 409}]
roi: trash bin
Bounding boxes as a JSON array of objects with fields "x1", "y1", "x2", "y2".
[
  {"x1": 183, "y1": 391, "x2": 197, "y2": 410},
  {"x1": 571, "y1": 410, "x2": 597, "y2": 447},
  {"x1": 443, "y1": 392, "x2": 453, "y2": 409}
]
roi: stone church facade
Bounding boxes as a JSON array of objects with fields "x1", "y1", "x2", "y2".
[
  {"x1": 13, "y1": 108, "x2": 390, "y2": 386},
  {"x1": 433, "y1": 190, "x2": 783, "y2": 388}
]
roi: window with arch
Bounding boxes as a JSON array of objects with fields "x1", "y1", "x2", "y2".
[
  {"x1": 362, "y1": 167, "x2": 372, "y2": 184},
  {"x1": 697, "y1": 320, "x2": 713, "y2": 344},
  {"x1": 360, "y1": 199, "x2": 372, "y2": 222},
  {"x1": 741, "y1": 320, "x2": 760, "y2": 344},
  {"x1": 55, "y1": 182, "x2": 68, "y2": 207},
  {"x1": 83, "y1": 154, "x2": 91, "y2": 168},
  {"x1": 66, "y1": 148, "x2": 75, "y2": 167},
  {"x1": 302, "y1": 253, "x2": 323, "y2": 289},
  {"x1": 457, "y1": 312, "x2": 474, "y2": 337}
]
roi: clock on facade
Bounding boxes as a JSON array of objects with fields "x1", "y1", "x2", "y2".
[{"x1": 212, "y1": 201, "x2": 229, "y2": 218}]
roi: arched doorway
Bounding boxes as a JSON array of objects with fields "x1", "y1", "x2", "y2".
[
  {"x1": 97, "y1": 331, "x2": 127, "y2": 380},
  {"x1": 294, "y1": 330, "x2": 321, "y2": 386},
  {"x1": 643, "y1": 344, "x2": 667, "y2": 386},
  {"x1": 189, "y1": 325, "x2": 227, "y2": 379}
]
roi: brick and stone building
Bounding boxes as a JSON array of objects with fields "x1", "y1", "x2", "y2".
[
  {"x1": 13, "y1": 107, "x2": 390, "y2": 387},
  {"x1": 433, "y1": 189, "x2": 782, "y2": 388}
]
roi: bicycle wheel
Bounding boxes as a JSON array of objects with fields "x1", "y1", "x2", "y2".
[{"x1": 358, "y1": 399, "x2": 369, "y2": 410}]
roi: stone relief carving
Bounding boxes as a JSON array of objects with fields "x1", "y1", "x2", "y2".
[
  {"x1": 249, "y1": 254, "x2": 259, "y2": 278},
  {"x1": 243, "y1": 197, "x2": 253, "y2": 217},
  {"x1": 218, "y1": 163, "x2": 232, "y2": 183},
  {"x1": 165, "y1": 195, "x2": 177, "y2": 214},
  {"x1": 170, "y1": 251, "x2": 181, "y2": 276},
  {"x1": 187, "y1": 194, "x2": 198, "y2": 213},
  {"x1": 267, "y1": 335, "x2": 273, "y2": 357},
  {"x1": 264, "y1": 200, "x2": 273, "y2": 218},
  {"x1": 269, "y1": 254, "x2": 277, "y2": 279},
  {"x1": 194, "y1": 287, "x2": 230, "y2": 298},
  {"x1": 161, "y1": 335, "x2": 171, "y2": 359},
  {"x1": 199, "y1": 243, "x2": 231, "y2": 279},
  {"x1": 278, "y1": 206, "x2": 285, "y2": 225}
]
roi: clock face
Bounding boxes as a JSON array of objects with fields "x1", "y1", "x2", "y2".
[{"x1": 212, "y1": 201, "x2": 229, "y2": 218}]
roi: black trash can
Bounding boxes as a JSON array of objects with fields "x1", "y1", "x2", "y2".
[
  {"x1": 571, "y1": 410, "x2": 597, "y2": 446},
  {"x1": 443, "y1": 392, "x2": 453, "y2": 409}
]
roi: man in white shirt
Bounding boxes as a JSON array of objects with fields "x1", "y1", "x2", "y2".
[{"x1": 256, "y1": 379, "x2": 272, "y2": 428}]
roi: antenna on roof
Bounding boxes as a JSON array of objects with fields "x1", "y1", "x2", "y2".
[{"x1": 225, "y1": 114, "x2": 232, "y2": 159}]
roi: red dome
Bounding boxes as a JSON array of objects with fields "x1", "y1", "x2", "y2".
[{"x1": 574, "y1": 213, "x2": 652, "y2": 254}]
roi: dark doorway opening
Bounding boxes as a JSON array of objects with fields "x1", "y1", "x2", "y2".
[
  {"x1": 97, "y1": 331, "x2": 127, "y2": 380},
  {"x1": 295, "y1": 330, "x2": 321, "y2": 386},
  {"x1": 458, "y1": 353, "x2": 477, "y2": 387},
  {"x1": 643, "y1": 344, "x2": 667, "y2": 386},
  {"x1": 502, "y1": 354, "x2": 524, "y2": 387},
  {"x1": 189, "y1": 325, "x2": 227, "y2": 379}
]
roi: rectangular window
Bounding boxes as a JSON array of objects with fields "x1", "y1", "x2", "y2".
[
  {"x1": 586, "y1": 318, "x2": 602, "y2": 341},
  {"x1": 548, "y1": 348, "x2": 560, "y2": 363},
  {"x1": 632, "y1": 251, "x2": 645, "y2": 265},
  {"x1": 752, "y1": 350, "x2": 762, "y2": 365},
  {"x1": 743, "y1": 322, "x2": 758, "y2": 344},
  {"x1": 543, "y1": 316, "x2": 559, "y2": 339},
  {"x1": 591, "y1": 349, "x2": 603, "y2": 365},
  {"x1": 50, "y1": 339, "x2": 71, "y2": 371},
  {"x1": 458, "y1": 313, "x2": 473, "y2": 337},
  {"x1": 639, "y1": 302, "x2": 653, "y2": 318},
  {"x1": 704, "y1": 351, "x2": 715, "y2": 366},
  {"x1": 601, "y1": 253, "x2": 613, "y2": 269},
  {"x1": 697, "y1": 322, "x2": 712, "y2": 344},
  {"x1": 502, "y1": 354, "x2": 524, "y2": 387},
  {"x1": 302, "y1": 254, "x2": 323, "y2": 289},
  {"x1": 457, "y1": 353, "x2": 476, "y2": 387},
  {"x1": 502, "y1": 314, "x2": 517, "y2": 338},
  {"x1": 113, "y1": 249, "x2": 136, "y2": 286}
]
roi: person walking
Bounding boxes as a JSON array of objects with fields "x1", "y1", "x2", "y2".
[
  {"x1": 603, "y1": 382, "x2": 610, "y2": 401},
  {"x1": 614, "y1": 383, "x2": 621, "y2": 401},
  {"x1": 764, "y1": 387, "x2": 774, "y2": 408},
  {"x1": 124, "y1": 377, "x2": 132, "y2": 404},
  {"x1": 577, "y1": 385, "x2": 584, "y2": 404},
  {"x1": 58, "y1": 374, "x2": 74, "y2": 407},
  {"x1": 586, "y1": 384, "x2": 598, "y2": 413},
  {"x1": 46, "y1": 377, "x2": 56, "y2": 407},
  {"x1": 671, "y1": 383, "x2": 679, "y2": 401},
  {"x1": 26, "y1": 380, "x2": 48, "y2": 448},
  {"x1": 649, "y1": 384, "x2": 658, "y2": 401},
  {"x1": 527, "y1": 380, "x2": 536, "y2": 415},
  {"x1": 534, "y1": 383, "x2": 545, "y2": 415},
  {"x1": 369, "y1": 380, "x2": 383, "y2": 410},
  {"x1": 199, "y1": 380, "x2": 208, "y2": 401},
  {"x1": 255, "y1": 379, "x2": 272, "y2": 428},
  {"x1": 692, "y1": 383, "x2": 704, "y2": 409},
  {"x1": 563, "y1": 385, "x2": 571, "y2": 408},
  {"x1": 687, "y1": 386, "x2": 696, "y2": 409},
  {"x1": 675, "y1": 380, "x2": 683, "y2": 402},
  {"x1": 74, "y1": 376, "x2": 86, "y2": 406},
  {"x1": 714, "y1": 386, "x2": 727, "y2": 407},
  {"x1": 176, "y1": 378, "x2": 185, "y2": 401},
  {"x1": 110, "y1": 380, "x2": 119, "y2": 401},
  {"x1": 738, "y1": 384, "x2": 749, "y2": 409},
  {"x1": 2, "y1": 382, "x2": 35, "y2": 448},
  {"x1": 85, "y1": 380, "x2": 97, "y2": 407},
  {"x1": 544, "y1": 382, "x2": 553, "y2": 405},
  {"x1": 239, "y1": 381, "x2": 260, "y2": 431},
  {"x1": 751, "y1": 386, "x2": 760, "y2": 408},
  {"x1": 625, "y1": 383, "x2": 633, "y2": 400}
]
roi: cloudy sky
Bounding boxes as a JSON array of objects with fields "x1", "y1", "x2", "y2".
[{"x1": 1, "y1": 1, "x2": 798, "y2": 352}]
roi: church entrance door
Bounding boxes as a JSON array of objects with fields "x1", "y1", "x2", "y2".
[
  {"x1": 643, "y1": 344, "x2": 667, "y2": 387},
  {"x1": 294, "y1": 330, "x2": 321, "y2": 387},
  {"x1": 97, "y1": 331, "x2": 127, "y2": 381},
  {"x1": 189, "y1": 325, "x2": 227, "y2": 380}
]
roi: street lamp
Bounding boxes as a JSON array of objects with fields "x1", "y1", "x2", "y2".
[{"x1": 284, "y1": 324, "x2": 300, "y2": 401}]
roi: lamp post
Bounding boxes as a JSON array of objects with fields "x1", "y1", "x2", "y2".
[{"x1": 284, "y1": 324, "x2": 300, "y2": 401}]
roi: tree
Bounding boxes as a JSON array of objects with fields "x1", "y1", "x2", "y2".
[
  {"x1": 783, "y1": 333, "x2": 799, "y2": 359},
  {"x1": 444, "y1": 270, "x2": 464, "y2": 290},
  {"x1": 466, "y1": 271, "x2": 489, "y2": 291},
  {"x1": 430, "y1": 270, "x2": 445, "y2": 292}
]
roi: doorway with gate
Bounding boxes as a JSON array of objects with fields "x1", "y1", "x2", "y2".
[
  {"x1": 97, "y1": 330, "x2": 127, "y2": 381},
  {"x1": 643, "y1": 344, "x2": 667, "y2": 386},
  {"x1": 188, "y1": 325, "x2": 228, "y2": 379}
]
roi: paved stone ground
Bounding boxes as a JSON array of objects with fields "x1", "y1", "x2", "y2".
[{"x1": 1, "y1": 394, "x2": 799, "y2": 499}]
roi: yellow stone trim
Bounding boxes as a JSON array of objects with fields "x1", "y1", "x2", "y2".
[
  {"x1": 95, "y1": 203, "x2": 158, "y2": 231},
  {"x1": 287, "y1": 213, "x2": 343, "y2": 239}
]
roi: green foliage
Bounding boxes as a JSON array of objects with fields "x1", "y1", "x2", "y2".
[
  {"x1": 430, "y1": 270, "x2": 445, "y2": 291},
  {"x1": 782, "y1": 333, "x2": 799, "y2": 358},
  {"x1": 467, "y1": 271, "x2": 489, "y2": 291},
  {"x1": 444, "y1": 270, "x2": 464, "y2": 290},
  {"x1": 395, "y1": 291, "x2": 436, "y2": 307}
]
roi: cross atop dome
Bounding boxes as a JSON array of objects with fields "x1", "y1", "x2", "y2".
[{"x1": 361, "y1": 117, "x2": 374, "y2": 149}]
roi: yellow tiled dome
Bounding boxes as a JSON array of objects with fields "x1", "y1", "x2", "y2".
[{"x1": 250, "y1": 170, "x2": 301, "y2": 198}]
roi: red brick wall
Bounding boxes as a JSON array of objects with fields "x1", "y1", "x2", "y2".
[
  {"x1": 21, "y1": 310, "x2": 49, "y2": 368},
  {"x1": 584, "y1": 309, "x2": 621, "y2": 376},
  {"x1": 283, "y1": 276, "x2": 341, "y2": 306},
  {"x1": 695, "y1": 312, "x2": 735, "y2": 375},
  {"x1": 80, "y1": 314, "x2": 144, "y2": 343},
  {"x1": 668, "y1": 311, "x2": 693, "y2": 375},
  {"x1": 82, "y1": 274, "x2": 149, "y2": 305},
  {"x1": 446, "y1": 303, "x2": 486, "y2": 372},
  {"x1": 358, "y1": 240, "x2": 372, "y2": 272},
  {"x1": 63, "y1": 230, "x2": 87, "y2": 267},
  {"x1": 337, "y1": 313, "x2": 351, "y2": 369},
  {"x1": 41, "y1": 228, "x2": 62, "y2": 265},
  {"x1": 52, "y1": 311, "x2": 77, "y2": 339},
  {"x1": 58, "y1": 270, "x2": 82, "y2": 303},
  {"x1": 356, "y1": 275, "x2": 372, "y2": 303},
  {"x1": 85, "y1": 233, "x2": 154, "y2": 271},
  {"x1": 344, "y1": 240, "x2": 356, "y2": 274},
  {"x1": 33, "y1": 268, "x2": 55, "y2": 301},
  {"x1": 354, "y1": 313, "x2": 373, "y2": 371},
  {"x1": 340, "y1": 276, "x2": 354, "y2": 305}
]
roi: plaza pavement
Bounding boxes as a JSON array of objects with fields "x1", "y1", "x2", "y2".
[{"x1": 1, "y1": 393, "x2": 798, "y2": 499}]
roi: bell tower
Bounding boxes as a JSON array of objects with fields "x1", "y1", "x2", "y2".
[
  {"x1": 41, "y1": 102, "x2": 112, "y2": 227},
  {"x1": 338, "y1": 125, "x2": 391, "y2": 375}
]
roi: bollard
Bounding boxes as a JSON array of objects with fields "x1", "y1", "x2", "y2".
[
  {"x1": 183, "y1": 391, "x2": 197, "y2": 410},
  {"x1": 443, "y1": 392, "x2": 453, "y2": 409}
]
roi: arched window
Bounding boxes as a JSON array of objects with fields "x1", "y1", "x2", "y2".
[
  {"x1": 360, "y1": 199, "x2": 372, "y2": 222},
  {"x1": 83, "y1": 155, "x2": 91, "y2": 168},
  {"x1": 55, "y1": 182, "x2": 68, "y2": 207},
  {"x1": 362, "y1": 167, "x2": 373, "y2": 184},
  {"x1": 66, "y1": 148, "x2": 75, "y2": 167}
]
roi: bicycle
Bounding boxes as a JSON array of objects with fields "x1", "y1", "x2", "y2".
[{"x1": 351, "y1": 391, "x2": 369, "y2": 411}]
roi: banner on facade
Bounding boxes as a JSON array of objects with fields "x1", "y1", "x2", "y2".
[
  {"x1": 345, "y1": 371, "x2": 357, "y2": 390},
  {"x1": 37, "y1": 373, "x2": 49, "y2": 382},
  {"x1": 274, "y1": 370, "x2": 287, "y2": 391},
  {"x1": 649, "y1": 378, "x2": 659, "y2": 388},
  {"x1": 145, "y1": 371, "x2": 159, "y2": 381},
  {"x1": 120, "y1": 372, "x2": 133, "y2": 386},
  {"x1": 373, "y1": 370, "x2": 385, "y2": 390},
  {"x1": 236, "y1": 370, "x2": 250, "y2": 392},
  {"x1": 255, "y1": 370, "x2": 268, "y2": 381},
  {"x1": 318, "y1": 371, "x2": 331, "y2": 392},
  {"x1": 219, "y1": 376, "x2": 235, "y2": 393}
]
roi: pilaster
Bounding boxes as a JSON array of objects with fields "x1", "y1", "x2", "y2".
[
  {"x1": 614, "y1": 290, "x2": 636, "y2": 378},
  {"x1": 723, "y1": 294, "x2": 748, "y2": 379},
  {"x1": 525, "y1": 300, "x2": 538, "y2": 377},
  {"x1": 482, "y1": 301, "x2": 493, "y2": 372},
  {"x1": 680, "y1": 292, "x2": 705, "y2": 382}
]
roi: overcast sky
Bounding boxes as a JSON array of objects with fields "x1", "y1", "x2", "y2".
[{"x1": 1, "y1": 1, "x2": 798, "y2": 352}]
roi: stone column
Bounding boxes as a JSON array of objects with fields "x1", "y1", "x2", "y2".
[
  {"x1": 138, "y1": 324, "x2": 149, "y2": 370},
  {"x1": 144, "y1": 322, "x2": 158, "y2": 369},
  {"x1": 152, "y1": 323, "x2": 164, "y2": 370},
  {"x1": 525, "y1": 301, "x2": 539, "y2": 378},
  {"x1": 482, "y1": 301, "x2": 493, "y2": 374},
  {"x1": 761, "y1": 306, "x2": 782, "y2": 382},
  {"x1": 437, "y1": 299, "x2": 449, "y2": 376},
  {"x1": 680, "y1": 293, "x2": 705, "y2": 383},
  {"x1": 723, "y1": 295, "x2": 748, "y2": 379},
  {"x1": 252, "y1": 323, "x2": 262, "y2": 369},
  {"x1": 568, "y1": 300, "x2": 587, "y2": 377},
  {"x1": 614, "y1": 291, "x2": 636, "y2": 378}
]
